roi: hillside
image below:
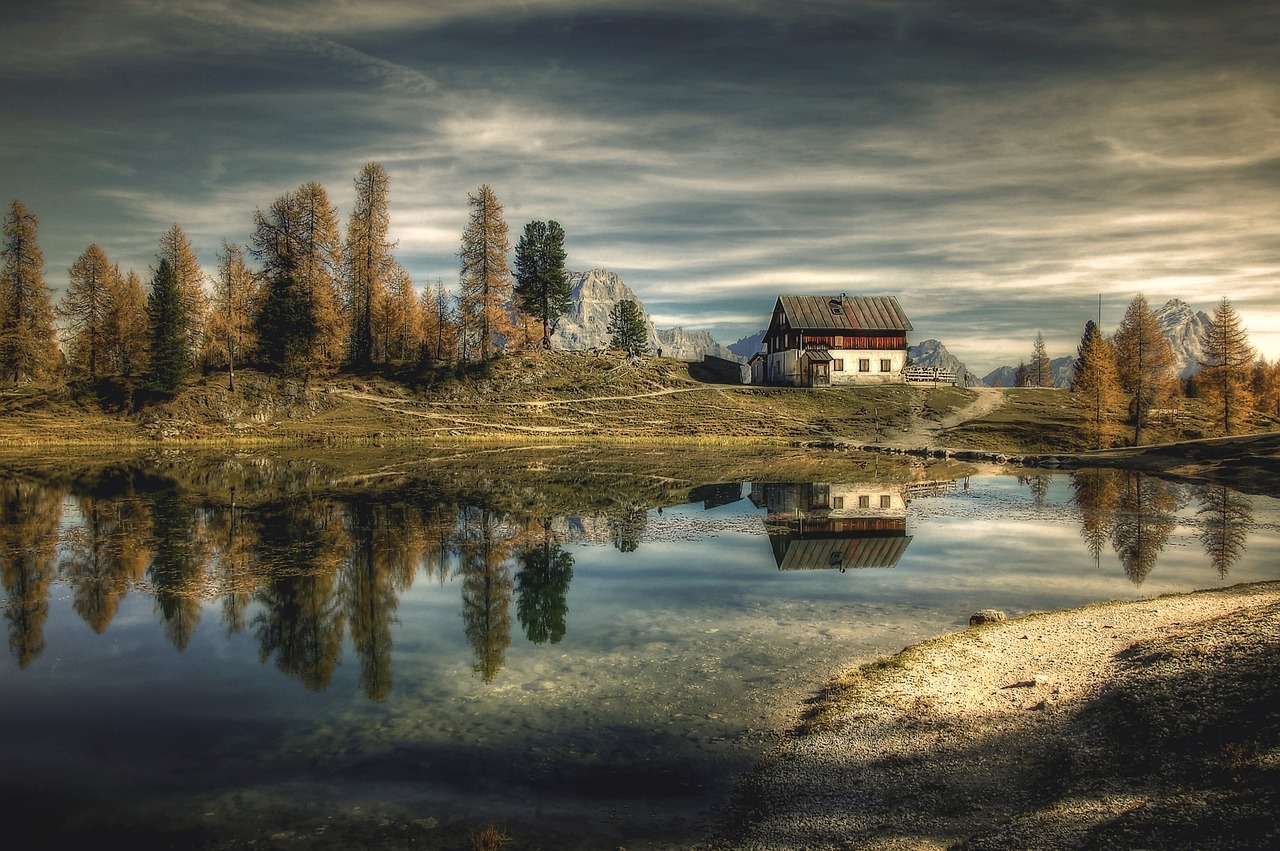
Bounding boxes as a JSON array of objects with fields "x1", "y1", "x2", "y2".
[{"x1": 0, "y1": 351, "x2": 1009, "y2": 450}]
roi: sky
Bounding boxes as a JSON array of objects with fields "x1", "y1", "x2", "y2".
[{"x1": 3, "y1": 0, "x2": 1279, "y2": 375}]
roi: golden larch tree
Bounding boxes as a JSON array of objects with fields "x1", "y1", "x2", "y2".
[
  {"x1": 1113, "y1": 293, "x2": 1178, "y2": 445},
  {"x1": 0, "y1": 200, "x2": 60, "y2": 383},
  {"x1": 60, "y1": 243, "x2": 115, "y2": 380},
  {"x1": 458, "y1": 185, "x2": 514, "y2": 360},
  {"x1": 1198, "y1": 296, "x2": 1255, "y2": 435},
  {"x1": 1071, "y1": 320, "x2": 1124, "y2": 448},
  {"x1": 344, "y1": 162, "x2": 395, "y2": 366}
]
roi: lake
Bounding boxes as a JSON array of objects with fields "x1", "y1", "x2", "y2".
[{"x1": 1, "y1": 452, "x2": 1276, "y2": 849}]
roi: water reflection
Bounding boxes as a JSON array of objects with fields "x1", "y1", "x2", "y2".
[
  {"x1": 1069, "y1": 469, "x2": 1255, "y2": 586},
  {"x1": 750, "y1": 482, "x2": 914, "y2": 571},
  {"x1": 0, "y1": 462, "x2": 1271, "y2": 691}
]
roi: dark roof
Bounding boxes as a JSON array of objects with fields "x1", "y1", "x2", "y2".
[
  {"x1": 773, "y1": 534, "x2": 913, "y2": 571},
  {"x1": 775, "y1": 295, "x2": 913, "y2": 333},
  {"x1": 802, "y1": 347, "x2": 833, "y2": 362}
]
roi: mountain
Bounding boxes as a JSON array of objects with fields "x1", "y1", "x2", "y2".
[
  {"x1": 1154, "y1": 298, "x2": 1211, "y2": 379},
  {"x1": 728, "y1": 329, "x2": 766, "y2": 359},
  {"x1": 552, "y1": 269, "x2": 739, "y2": 362},
  {"x1": 980, "y1": 299, "x2": 1212, "y2": 387},
  {"x1": 908, "y1": 339, "x2": 978, "y2": 386},
  {"x1": 983, "y1": 356, "x2": 1074, "y2": 388}
]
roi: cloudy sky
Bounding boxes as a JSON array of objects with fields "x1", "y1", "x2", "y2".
[{"x1": 3, "y1": 0, "x2": 1279, "y2": 374}]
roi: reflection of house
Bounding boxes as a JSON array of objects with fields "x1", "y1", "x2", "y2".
[
  {"x1": 749, "y1": 482, "x2": 912, "y2": 571},
  {"x1": 749, "y1": 295, "x2": 913, "y2": 387}
]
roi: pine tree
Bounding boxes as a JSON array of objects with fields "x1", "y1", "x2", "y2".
[
  {"x1": 513, "y1": 220, "x2": 570, "y2": 349},
  {"x1": 1198, "y1": 296, "x2": 1255, "y2": 436},
  {"x1": 344, "y1": 163, "x2": 394, "y2": 366},
  {"x1": 205, "y1": 242, "x2": 258, "y2": 391},
  {"x1": 1113, "y1": 293, "x2": 1178, "y2": 445},
  {"x1": 608, "y1": 299, "x2": 649, "y2": 355},
  {"x1": 0, "y1": 200, "x2": 59, "y2": 383},
  {"x1": 60, "y1": 243, "x2": 115, "y2": 380},
  {"x1": 1014, "y1": 361, "x2": 1028, "y2": 388},
  {"x1": 158, "y1": 225, "x2": 209, "y2": 368},
  {"x1": 458, "y1": 185, "x2": 514, "y2": 360},
  {"x1": 251, "y1": 182, "x2": 345, "y2": 377},
  {"x1": 1028, "y1": 331, "x2": 1053, "y2": 387},
  {"x1": 146, "y1": 258, "x2": 188, "y2": 396},
  {"x1": 1070, "y1": 320, "x2": 1123, "y2": 448}
]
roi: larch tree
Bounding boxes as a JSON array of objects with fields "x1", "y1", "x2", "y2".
[
  {"x1": 377, "y1": 262, "x2": 420, "y2": 363},
  {"x1": 1251, "y1": 357, "x2": 1280, "y2": 419},
  {"x1": 1070, "y1": 320, "x2": 1124, "y2": 449},
  {"x1": 512, "y1": 219, "x2": 570, "y2": 349},
  {"x1": 145, "y1": 258, "x2": 188, "y2": 396},
  {"x1": 60, "y1": 243, "x2": 115, "y2": 380},
  {"x1": 205, "y1": 241, "x2": 258, "y2": 391},
  {"x1": 420, "y1": 280, "x2": 457, "y2": 363},
  {"x1": 607, "y1": 299, "x2": 649, "y2": 356},
  {"x1": 251, "y1": 181, "x2": 345, "y2": 377},
  {"x1": 0, "y1": 200, "x2": 59, "y2": 383},
  {"x1": 1198, "y1": 296, "x2": 1255, "y2": 436},
  {"x1": 158, "y1": 225, "x2": 209, "y2": 368},
  {"x1": 344, "y1": 163, "x2": 394, "y2": 366},
  {"x1": 458, "y1": 185, "x2": 514, "y2": 360},
  {"x1": 1113, "y1": 293, "x2": 1178, "y2": 445},
  {"x1": 1028, "y1": 331, "x2": 1053, "y2": 387},
  {"x1": 103, "y1": 266, "x2": 148, "y2": 401}
]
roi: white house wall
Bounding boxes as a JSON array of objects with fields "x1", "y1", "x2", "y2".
[{"x1": 761, "y1": 348, "x2": 907, "y2": 385}]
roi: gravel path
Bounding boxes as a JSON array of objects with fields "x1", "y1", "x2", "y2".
[{"x1": 702, "y1": 581, "x2": 1280, "y2": 850}]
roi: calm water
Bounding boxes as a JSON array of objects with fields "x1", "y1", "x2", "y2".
[{"x1": 1, "y1": 457, "x2": 1276, "y2": 848}]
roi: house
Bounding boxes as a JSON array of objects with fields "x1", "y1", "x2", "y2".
[
  {"x1": 750, "y1": 295, "x2": 912, "y2": 387},
  {"x1": 749, "y1": 482, "x2": 913, "y2": 571}
]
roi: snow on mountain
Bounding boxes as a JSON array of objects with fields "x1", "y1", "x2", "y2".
[
  {"x1": 552, "y1": 269, "x2": 738, "y2": 361},
  {"x1": 1153, "y1": 298, "x2": 1211, "y2": 378}
]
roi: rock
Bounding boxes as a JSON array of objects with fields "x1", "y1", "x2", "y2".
[{"x1": 969, "y1": 609, "x2": 1007, "y2": 626}]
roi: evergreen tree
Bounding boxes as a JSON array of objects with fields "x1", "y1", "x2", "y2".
[
  {"x1": 1113, "y1": 293, "x2": 1178, "y2": 445},
  {"x1": 251, "y1": 182, "x2": 345, "y2": 377},
  {"x1": 420, "y1": 280, "x2": 457, "y2": 363},
  {"x1": 513, "y1": 220, "x2": 570, "y2": 348},
  {"x1": 344, "y1": 163, "x2": 394, "y2": 366},
  {"x1": 1028, "y1": 331, "x2": 1053, "y2": 387},
  {"x1": 1198, "y1": 296, "x2": 1255, "y2": 436},
  {"x1": 1014, "y1": 361, "x2": 1028, "y2": 388},
  {"x1": 0, "y1": 200, "x2": 59, "y2": 383},
  {"x1": 158, "y1": 224, "x2": 209, "y2": 368},
  {"x1": 608, "y1": 299, "x2": 649, "y2": 355},
  {"x1": 458, "y1": 185, "x2": 514, "y2": 360},
  {"x1": 1070, "y1": 320, "x2": 1123, "y2": 448},
  {"x1": 146, "y1": 258, "x2": 188, "y2": 396},
  {"x1": 60, "y1": 243, "x2": 114, "y2": 380}
]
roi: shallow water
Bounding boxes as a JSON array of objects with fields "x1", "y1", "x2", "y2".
[{"x1": 0, "y1": 461, "x2": 1275, "y2": 848}]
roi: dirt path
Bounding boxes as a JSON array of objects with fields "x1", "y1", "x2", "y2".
[{"x1": 877, "y1": 386, "x2": 1006, "y2": 449}]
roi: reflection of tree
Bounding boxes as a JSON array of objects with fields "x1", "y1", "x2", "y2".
[
  {"x1": 253, "y1": 499, "x2": 348, "y2": 691},
  {"x1": 1110, "y1": 472, "x2": 1177, "y2": 586},
  {"x1": 420, "y1": 505, "x2": 457, "y2": 583},
  {"x1": 1072, "y1": 469, "x2": 1122, "y2": 568},
  {"x1": 516, "y1": 524, "x2": 574, "y2": 645},
  {"x1": 458, "y1": 507, "x2": 516, "y2": 683},
  {"x1": 609, "y1": 503, "x2": 647, "y2": 553},
  {"x1": 343, "y1": 501, "x2": 402, "y2": 701},
  {"x1": 63, "y1": 493, "x2": 152, "y2": 633},
  {"x1": 1024, "y1": 474, "x2": 1051, "y2": 508},
  {"x1": 208, "y1": 491, "x2": 255, "y2": 636},
  {"x1": 1196, "y1": 484, "x2": 1254, "y2": 578},
  {"x1": 148, "y1": 488, "x2": 207, "y2": 651},
  {"x1": 0, "y1": 478, "x2": 63, "y2": 668}
]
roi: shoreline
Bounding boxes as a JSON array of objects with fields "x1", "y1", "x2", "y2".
[{"x1": 702, "y1": 580, "x2": 1280, "y2": 850}]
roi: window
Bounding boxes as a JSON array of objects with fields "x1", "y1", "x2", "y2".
[
  {"x1": 858, "y1": 495, "x2": 870, "y2": 509},
  {"x1": 832, "y1": 496, "x2": 844, "y2": 509},
  {"x1": 858, "y1": 359, "x2": 870, "y2": 372},
  {"x1": 829, "y1": 299, "x2": 843, "y2": 316},
  {"x1": 880, "y1": 494, "x2": 892, "y2": 509},
  {"x1": 832, "y1": 359, "x2": 844, "y2": 371},
  {"x1": 880, "y1": 359, "x2": 892, "y2": 372}
]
